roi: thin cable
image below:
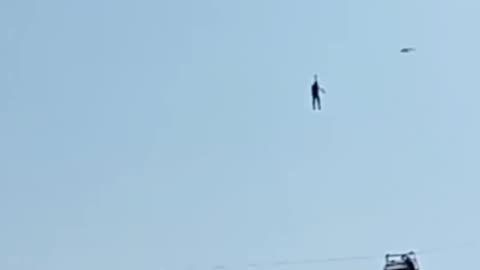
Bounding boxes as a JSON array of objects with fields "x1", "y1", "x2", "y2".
[
  {"x1": 268, "y1": 255, "x2": 379, "y2": 266},
  {"x1": 210, "y1": 254, "x2": 380, "y2": 270},
  {"x1": 206, "y1": 241, "x2": 478, "y2": 270}
]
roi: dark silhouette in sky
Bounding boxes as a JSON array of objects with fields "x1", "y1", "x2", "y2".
[
  {"x1": 400, "y1": 47, "x2": 415, "y2": 53},
  {"x1": 311, "y1": 74, "x2": 326, "y2": 110}
]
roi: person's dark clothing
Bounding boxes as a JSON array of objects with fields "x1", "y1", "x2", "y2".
[{"x1": 311, "y1": 81, "x2": 321, "y2": 110}]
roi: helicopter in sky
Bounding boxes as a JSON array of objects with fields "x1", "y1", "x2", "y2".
[{"x1": 400, "y1": 47, "x2": 416, "y2": 53}]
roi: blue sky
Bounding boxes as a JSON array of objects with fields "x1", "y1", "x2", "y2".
[{"x1": 2, "y1": 0, "x2": 480, "y2": 270}]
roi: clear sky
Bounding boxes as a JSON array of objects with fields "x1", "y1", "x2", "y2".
[{"x1": 2, "y1": 0, "x2": 480, "y2": 270}]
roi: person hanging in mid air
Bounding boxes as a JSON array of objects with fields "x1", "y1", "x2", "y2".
[{"x1": 311, "y1": 74, "x2": 326, "y2": 110}]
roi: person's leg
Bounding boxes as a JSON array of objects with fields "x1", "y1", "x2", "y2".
[{"x1": 314, "y1": 96, "x2": 320, "y2": 110}]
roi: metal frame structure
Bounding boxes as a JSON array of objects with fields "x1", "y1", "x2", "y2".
[{"x1": 384, "y1": 251, "x2": 419, "y2": 270}]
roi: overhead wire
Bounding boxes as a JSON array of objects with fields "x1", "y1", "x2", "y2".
[{"x1": 204, "y1": 241, "x2": 478, "y2": 270}]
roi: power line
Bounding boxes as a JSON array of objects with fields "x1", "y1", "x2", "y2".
[{"x1": 203, "y1": 241, "x2": 478, "y2": 270}]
